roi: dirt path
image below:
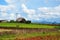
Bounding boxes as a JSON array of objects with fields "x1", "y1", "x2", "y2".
[
  {"x1": 0, "y1": 28, "x2": 60, "y2": 33},
  {"x1": 15, "y1": 36, "x2": 60, "y2": 40}
]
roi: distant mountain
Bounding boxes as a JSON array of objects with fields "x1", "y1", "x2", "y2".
[{"x1": 32, "y1": 20, "x2": 60, "y2": 24}]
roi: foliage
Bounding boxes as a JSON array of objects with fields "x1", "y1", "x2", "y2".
[
  {"x1": 55, "y1": 26, "x2": 60, "y2": 29},
  {"x1": 10, "y1": 20, "x2": 16, "y2": 23},
  {"x1": 26, "y1": 20, "x2": 31, "y2": 24}
]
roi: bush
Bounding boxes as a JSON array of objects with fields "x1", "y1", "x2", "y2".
[
  {"x1": 55, "y1": 26, "x2": 60, "y2": 29},
  {"x1": 26, "y1": 20, "x2": 31, "y2": 24},
  {"x1": 10, "y1": 20, "x2": 16, "y2": 23}
]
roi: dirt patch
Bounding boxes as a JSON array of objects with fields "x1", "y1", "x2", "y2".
[
  {"x1": 0, "y1": 28, "x2": 60, "y2": 34},
  {"x1": 15, "y1": 35, "x2": 60, "y2": 40}
]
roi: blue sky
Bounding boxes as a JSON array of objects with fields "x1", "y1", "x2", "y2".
[{"x1": 0, "y1": 0, "x2": 60, "y2": 23}]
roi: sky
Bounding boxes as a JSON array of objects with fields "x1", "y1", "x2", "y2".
[{"x1": 0, "y1": 0, "x2": 60, "y2": 23}]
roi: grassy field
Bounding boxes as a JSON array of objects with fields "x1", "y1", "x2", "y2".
[
  {"x1": 0, "y1": 31, "x2": 60, "y2": 40},
  {"x1": 0, "y1": 23, "x2": 60, "y2": 40},
  {"x1": 0, "y1": 23, "x2": 56, "y2": 28}
]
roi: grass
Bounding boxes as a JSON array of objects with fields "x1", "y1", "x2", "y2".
[
  {"x1": 0, "y1": 33, "x2": 16, "y2": 40},
  {"x1": 0, "y1": 22, "x2": 59, "y2": 40},
  {"x1": 0, "y1": 23, "x2": 56, "y2": 28},
  {"x1": 0, "y1": 32, "x2": 60, "y2": 40},
  {"x1": 18, "y1": 32, "x2": 60, "y2": 38}
]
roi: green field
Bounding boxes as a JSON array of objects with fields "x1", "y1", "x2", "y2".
[
  {"x1": 0, "y1": 23, "x2": 56, "y2": 28},
  {"x1": 0, "y1": 23, "x2": 60, "y2": 40},
  {"x1": 0, "y1": 31, "x2": 60, "y2": 40}
]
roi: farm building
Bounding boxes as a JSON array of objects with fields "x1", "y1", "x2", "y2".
[
  {"x1": 0, "y1": 20, "x2": 7, "y2": 23},
  {"x1": 16, "y1": 18, "x2": 26, "y2": 23},
  {"x1": 16, "y1": 18, "x2": 31, "y2": 23}
]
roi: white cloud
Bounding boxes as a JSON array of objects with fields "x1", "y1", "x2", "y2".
[
  {"x1": 0, "y1": 5, "x2": 8, "y2": 11},
  {"x1": 0, "y1": 5, "x2": 16, "y2": 20},
  {"x1": 27, "y1": 14, "x2": 40, "y2": 20},
  {"x1": 0, "y1": 0, "x2": 23, "y2": 20},
  {"x1": 22, "y1": 4, "x2": 27, "y2": 9},
  {"x1": 17, "y1": 14, "x2": 21, "y2": 18},
  {"x1": 5, "y1": 0, "x2": 19, "y2": 5},
  {"x1": 38, "y1": 5, "x2": 60, "y2": 19},
  {"x1": 21, "y1": 4, "x2": 40, "y2": 20},
  {"x1": 38, "y1": 6, "x2": 60, "y2": 16},
  {"x1": 21, "y1": 3, "x2": 60, "y2": 21},
  {"x1": 1, "y1": 13, "x2": 8, "y2": 17},
  {"x1": 0, "y1": 0, "x2": 60, "y2": 23},
  {"x1": 9, "y1": 13, "x2": 16, "y2": 20},
  {"x1": 22, "y1": 4, "x2": 36, "y2": 15}
]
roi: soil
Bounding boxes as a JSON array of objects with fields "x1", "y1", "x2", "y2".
[
  {"x1": 0, "y1": 27, "x2": 60, "y2": 40},
  {"x1": 15, "y1": 36, "x2": 60, "y2": 40}
]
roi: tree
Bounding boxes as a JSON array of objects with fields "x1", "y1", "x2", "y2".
[
  {"x1": 26, "y1": 20, "x2": 31, "y2": 24},
  {"x1": 55, "y1": 26, "x2": 60, "y2": 29},
  {"x1": 10, "y1": 20, "x2": 16, "y2": 23}
]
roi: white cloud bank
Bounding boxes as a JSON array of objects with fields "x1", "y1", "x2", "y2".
[
  {"x1": 38, "y1": 5, "x2": 60, "y2": 19},
  {"x1": 0, "y1": 0, "x2": 24, "y2": 20},
  {"x1": 0, "y1": 0, "x2": 60, "y2": 23},
  {"x1": 22, "y1": 4, "x2": 60, "y2": 23},
  {"x1": 22, "y1": 4, "x2": 40, "y2": 20},
  {"x1": 22, "y1": 4, "x2": 36, "y2": 15}
]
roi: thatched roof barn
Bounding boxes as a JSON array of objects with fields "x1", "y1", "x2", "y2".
[{"x1": 16, "y1": 18, "x2": 26, "y2": 23}]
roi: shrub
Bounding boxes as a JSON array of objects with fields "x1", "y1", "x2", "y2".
[
  {"x1": 26, "y1": 20, "x2": 31, "y2": 24},
  {"x1": 55, "y1": 26, "x2": 60, "y2": 29},
  {"x1": 10, "y1": 20, "x2": 16, "y2": 23}
]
